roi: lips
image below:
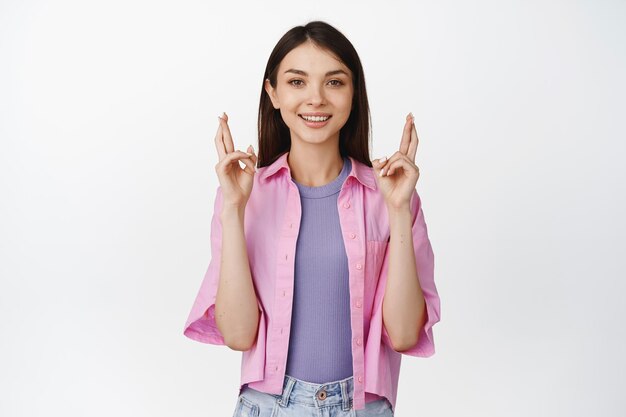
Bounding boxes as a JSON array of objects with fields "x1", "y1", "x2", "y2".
[{"x1": 298, "y1": 114, "x2": 331, "y2": 128}]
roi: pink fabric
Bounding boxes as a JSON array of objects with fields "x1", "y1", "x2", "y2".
[{"x1": 183, "y1": 151, "x2": 440, "y2": 411}]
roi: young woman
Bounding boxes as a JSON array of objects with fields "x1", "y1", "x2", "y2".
[{"x1": 184, "y1": 21, "x2": 441, "y2": 417}]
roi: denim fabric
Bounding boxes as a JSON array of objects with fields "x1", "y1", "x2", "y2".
[{"x1": 231, "y1": 374, "x2": 394, "y2": 417}]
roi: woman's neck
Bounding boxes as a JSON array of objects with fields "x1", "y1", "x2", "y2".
[{"x1": 287, "y1": 147, "x2": 344, "y2": 187}]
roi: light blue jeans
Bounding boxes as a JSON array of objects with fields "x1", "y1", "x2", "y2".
[{"x1": 231, "y1": 374, "x2": 394, "y2": 417}]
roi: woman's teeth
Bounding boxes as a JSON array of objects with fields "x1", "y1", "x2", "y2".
[{"x1": 300, "y1": 115, "x2": 330, "y2": 122}]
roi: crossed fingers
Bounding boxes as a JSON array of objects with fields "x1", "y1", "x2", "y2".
[
  {"x1": 378, "y1": 113, "x2": 419, "y2": 176},
  {"x1": 215, "y1": 112, "x2": 235, "y2": 161}
]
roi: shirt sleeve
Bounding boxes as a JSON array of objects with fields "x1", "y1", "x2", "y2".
[
  {"x1": 182, "y1": 186, "x2": 265, "y2": 347},
  {"x1": 377, "y1": 188, "x2": 441, "y2": 357}
]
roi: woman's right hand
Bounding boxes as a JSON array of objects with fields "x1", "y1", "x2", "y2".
[{"x1": 214, "y1": 112, "x2": 257, "y2": 209}]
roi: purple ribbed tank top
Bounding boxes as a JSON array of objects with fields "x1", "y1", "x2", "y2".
[{"x1": 284, "y1": 156, "x2": 354, "y2": 383}]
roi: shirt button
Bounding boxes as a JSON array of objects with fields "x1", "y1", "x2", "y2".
[
  {"x1": 285, "y1": 254, "x2": 288, "y2": 260},
  {"x1": 355, "y1": 263, "x2": 362, "y2": 270},
  {"x1": 355, "y1": 338, "x2": 362, "y2": 346},
  {"x1": 349, "y1": 233, "x2": 356, "y2": 239},
  {"x1": 357, "y1": 376, "x2": 363, "y2": 383},
  {"x1": 289, "y1": 223, "x2": 293, "y2": 228},
  {"x1": 275, "y1": 366, "x2": 279, "y2": 371},
  {"x1": 356, "y1": 299, "x2": 362, "y2": 308},
  {"x1": 343, "y1": 202, "x2": 350, "y2": 209},
  {"x1": 282, "y1": 290, "x2": 286, "y2": 297}
]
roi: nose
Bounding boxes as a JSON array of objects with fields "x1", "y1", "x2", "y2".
[{"x1": 307, "y1": 83, "x2": 326, "y2": 106}]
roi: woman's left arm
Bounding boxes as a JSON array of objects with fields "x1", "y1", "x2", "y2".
[
  {"x1": 382, "y1": 203, "x2": 427, "y2": 351},
  {"x1": 372, "y1": 112, "x2": 427, "y2": 351}
]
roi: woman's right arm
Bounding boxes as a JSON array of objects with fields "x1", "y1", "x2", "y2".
[
  {"x1": 212, "y1": 112, "x2": 260, "y2": 352},
  {"x1": 215, "y1": 202, "x2": 260, "y2": 351}
]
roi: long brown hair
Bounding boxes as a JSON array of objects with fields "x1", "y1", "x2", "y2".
[{"x1": 257, "y1": 21, "x2": 373, "y2": 168}]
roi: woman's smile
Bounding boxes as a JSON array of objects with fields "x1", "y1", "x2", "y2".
[{"x1": 299, "y1": 113, "x2": 332, "y2": 128}]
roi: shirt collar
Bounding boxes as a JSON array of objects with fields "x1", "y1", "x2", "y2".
[{"x1": 259, "y1": 151, "x2": 377, "y2": 191}]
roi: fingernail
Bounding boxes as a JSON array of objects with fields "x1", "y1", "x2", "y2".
[
  {"x1": 409, "y1": 112, "x2": 414, "y2": 119},
  {"x1": 249, "y1": 144, "x2": 255, "y2": 154},
  {"x1": 379, "y1": 168, "x2": 385, "y2": 177},
  {"x1": 378, "y1": 156, "x2": 387, "y2": 163}
]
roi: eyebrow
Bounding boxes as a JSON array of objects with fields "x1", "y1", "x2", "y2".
[{"x1": 283, "y1": 69, "x2": 350, "y2": 77}]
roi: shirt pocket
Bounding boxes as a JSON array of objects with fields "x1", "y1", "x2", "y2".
[{"x1": 364, "y1": 240, "x2": 388, "y2": 317}]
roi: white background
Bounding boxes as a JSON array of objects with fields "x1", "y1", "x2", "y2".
[{"x1": 1, "y1": 0, "x2": 625, "y2": 416}]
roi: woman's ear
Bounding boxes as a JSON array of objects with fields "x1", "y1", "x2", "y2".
[{"x1": 264, "y1": 79, "x2": 280, "y2": 109}]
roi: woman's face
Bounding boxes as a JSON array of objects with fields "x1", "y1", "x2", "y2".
[{"x1": 265, "y1": 41, "x2": 354, "y2": 148}]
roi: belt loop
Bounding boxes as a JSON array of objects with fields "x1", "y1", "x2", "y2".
[
  {"x1": 341, "y1": 378, "x2": 350, "y2": 411},
  {"x1": 278, "y1": 375, "x2": 296, "y2": 408}
]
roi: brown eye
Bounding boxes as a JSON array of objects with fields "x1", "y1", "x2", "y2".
[
  {"x1": 328, "y1": 79, "x2": 343, "y2": 86},
  {"x1": 289, "y1": 79, "x2": 304, "y2": 87}
]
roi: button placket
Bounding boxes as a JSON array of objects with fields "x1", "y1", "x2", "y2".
[{"x1": 338, "y1": 188, "x2": 366, "y2": 404}]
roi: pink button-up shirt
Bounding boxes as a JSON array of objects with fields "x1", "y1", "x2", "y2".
[{"x1": 183, "y1": 151, "x2": 441, "y2": 411}]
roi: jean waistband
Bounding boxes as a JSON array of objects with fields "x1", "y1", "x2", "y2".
[{"x1": 277, "y1": 374, "x2": 354, "y2": 411}]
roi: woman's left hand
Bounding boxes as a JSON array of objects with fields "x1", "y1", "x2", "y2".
[{"x1": 373, "y1": 113, "x2": 420, "y2": 209}]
